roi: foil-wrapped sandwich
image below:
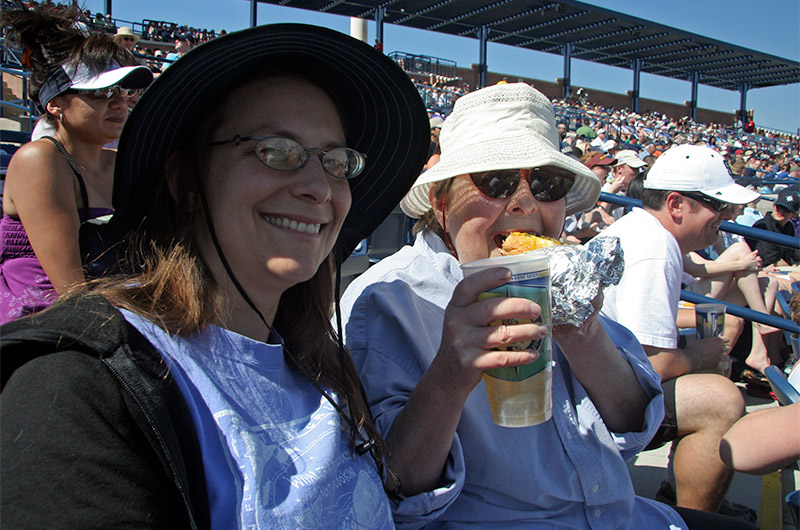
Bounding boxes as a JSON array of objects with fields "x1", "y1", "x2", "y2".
[{"x1": 499, "y1": 233, "x2": 624, "y2": 326}]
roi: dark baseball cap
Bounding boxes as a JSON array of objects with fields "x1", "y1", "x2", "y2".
[{"x1": 775, "y1": 189, "x2": 800, "y2": 213}]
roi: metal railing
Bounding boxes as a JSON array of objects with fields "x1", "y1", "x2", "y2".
[
  {"x1": 388, "y1": 51, "x2": 458, "y2": 79},
  {"x1": 0, "y1": 62, "x2": 38, "y2": 131},
  {"x1": 413, "y1": 82, "x2": 461, "y2": 116}
]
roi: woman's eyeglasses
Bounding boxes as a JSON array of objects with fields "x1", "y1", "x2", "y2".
[
  {"x1": 209, "y1": 135, "x2": 366, "y2": 180},
  {"x1": 70, "y1": 85, "x2": 143, "y2": 99},
  {"x1": 678, "y1": 191, "x2": 729, "y2": 212},
  {"x1": 470, "y1": 167, "x2": 575, "y2": 202}
]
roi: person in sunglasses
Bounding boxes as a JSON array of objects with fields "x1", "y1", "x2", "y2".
[
  {"x1": 600, "y1": 145, "x2": 762, "y2": 524},
  {"x1": 1, "y1": 24, "x2": 428, "y2": 528},
  {"x1": 338, "y1": 83, "x2": 754, "y2": 528},
  {"x1": 0, "y1": 5, "x2": 152, "y2": 325}
]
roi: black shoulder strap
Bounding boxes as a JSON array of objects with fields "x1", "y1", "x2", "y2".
[{"x1": 42, "y1": 135, "x2": 91, "y2": 222}]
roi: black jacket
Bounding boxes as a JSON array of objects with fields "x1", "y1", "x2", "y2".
[
  {"x1": 1, "y1": 295, "x2": 209, "y2": 529},
  {"x1": 745, "y1": 213, "x2": 799, "y2": 267}
]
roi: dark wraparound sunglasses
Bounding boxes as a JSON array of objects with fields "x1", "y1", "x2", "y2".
[
  {"x1": 678, "y1": 191, "x2": 729, "y2": 212},
  {"x1": 470, "y1": 167, "x2": 575, "y2": 202},
  {"x1": 68, "y1": 85, "x2": 143, "y2": 99},
  {"x1": 209, "y1": 135, "x2": 366, "y2": 180}
]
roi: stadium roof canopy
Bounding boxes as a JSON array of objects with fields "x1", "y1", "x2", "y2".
[{"x1": 254, "y1": 0, "x2": 800, "y2": 91}]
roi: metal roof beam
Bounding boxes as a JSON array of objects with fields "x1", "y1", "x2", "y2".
[
  {"x1": 541, "y1": 24, "x2": 645, "y2": 53},
  {"x1": 475, "y1": 10, "x2": 588, "y2": 40},
  {"x1": 573, "y1": 31, "x2": 669, "y2": 55},
  {"x1": 392, "y1": 0, "x2": 462, "y2": 26},
  {"x1": 492, "y1": 18, "x2": 606, "y2": 44},
  {"x1": 622, "y1": 37, "x2": 693, "y2": 57},
  {"x1": 466, "y1": 3, "x2": 556, "y2": 32},
  {"x1": 687, "y1": 56, "x2": 755, "y2": 71},
  {"x1": 319, "y1": 0, "x2": 348, "y2": 12},
  {"x1": 353, "y1": 0, "x2": 402, "y2": 20},
  {"x1": 646, "y1": 46, "x2": 728, "y2": 64},
  {"x1": 573, "y1": 37, "x2": 682, "y2": 68}
]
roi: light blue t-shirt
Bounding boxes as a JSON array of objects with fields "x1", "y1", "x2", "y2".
[{"x1": 122, "y1": 310, "x2": 393, "y2": 530}]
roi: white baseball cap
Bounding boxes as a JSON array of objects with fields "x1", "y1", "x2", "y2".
[
  {"x1": 614, "y1": 149, "x2": 647, "y2": 169},
  {"x1": 38, "y1": 61, "x2": 152, "y2": 108},
  {"x1": 644, "y1": 145, "x2": 760, "y2": 204}
]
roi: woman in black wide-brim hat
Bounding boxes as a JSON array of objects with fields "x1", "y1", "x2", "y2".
[{"x1": 1, "y1": 23, "x2": 428, "y2": 528}]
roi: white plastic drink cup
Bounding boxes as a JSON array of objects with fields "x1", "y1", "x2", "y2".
[
  {"x1": 718, "y1": 356, "x2": 733, "y2": 378},
  {"x1": 695, "y1": 303, "x2": 731, "y2": 377},
  {"x1": 695, "y1": 303, "x2": 726, "y2": 339},
  {"x1": 462, "y1": 254, "x2": 552, "y2": 427}
]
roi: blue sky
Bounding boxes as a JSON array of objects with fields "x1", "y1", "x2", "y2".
[{"x1": 84, "y1": 0, "x2": 799, "y2": 134}]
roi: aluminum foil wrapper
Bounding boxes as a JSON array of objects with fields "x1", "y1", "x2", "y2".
[{"x1": 529, "y1": 236, "x2": 624, "y2": 326}]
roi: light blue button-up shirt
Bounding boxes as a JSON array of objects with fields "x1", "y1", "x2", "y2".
[{"x1": 340, "y1": 232, "x2": 686, "y2": 529}]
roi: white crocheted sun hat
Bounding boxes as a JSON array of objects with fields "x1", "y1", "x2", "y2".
[{"x1": 400, "y1": 82, "x2": 601, "y2": 218}]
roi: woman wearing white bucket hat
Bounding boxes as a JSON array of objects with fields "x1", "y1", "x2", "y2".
[{"x1": 340, "y1": 83, "x2": 755, "y2": 528}]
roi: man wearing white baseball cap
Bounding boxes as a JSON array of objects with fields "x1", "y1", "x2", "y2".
[{"x1": 601, "y1": 145, "x2": 760, "y2": 522}]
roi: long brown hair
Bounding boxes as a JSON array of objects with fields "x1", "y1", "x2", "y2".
[{"x1": 90, "y1": 71, "x2": 385, "y2": 463}]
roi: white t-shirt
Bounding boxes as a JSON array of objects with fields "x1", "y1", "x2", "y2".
[{"x1": 599, "y1": 208, "x2": 683, "y2": 349}]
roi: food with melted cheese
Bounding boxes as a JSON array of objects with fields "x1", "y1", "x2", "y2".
[{"x1": 500, "y1": 232, "x2": 562, "y2": 255}]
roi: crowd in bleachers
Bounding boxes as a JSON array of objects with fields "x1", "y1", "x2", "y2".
[
  {"x1": 415, "y1": 81, "x2": 799, "y2": 184},
  {"x1": 141, "y1": 20, "x2": 220, "y2": 44}
]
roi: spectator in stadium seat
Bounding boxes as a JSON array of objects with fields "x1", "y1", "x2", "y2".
[
  {"x1": 745, "y1": 188, "x2": 800, "y2": 267},
  {"x1": 427, "y1": 114, "x2": 444, "y2": 160},
  {"x1": 161, "y1": 33, "x2": 193, "y2": 69},
  {"x1": 0, "y1": 4, "x2": 152, "y2": 325},
  {"x1": 1, "y1": 23, "x2": 429, "y2": 528},
  {"x1": 599, "y1": 149, "x2": 647, "y2": 219},
  {"x1": 557, "y1": 122, "x2": 567, "y2": 140},
  {"x1": 339, "y1": 82, "x2": 757, "y2": 529},
  {"x1": 575, "y1": 117, "x2": 596, "y2": 138},
  {"x1": 590, "y1": 127, "x2": 608, "y2": 149},
  {"x1": 113, "y1": 26, "x2": 139, "y2": 51},
  {"x1": 600, "y1": 145, "x2": 761, "y2": 522}
]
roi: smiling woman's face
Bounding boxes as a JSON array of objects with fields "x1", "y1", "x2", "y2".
[
  {"x1": 197, "y1": 75, "x2": 352, "y2": 300},
  {"x1": 431, "y1": 172, "x2": 566, "y2": 264}
]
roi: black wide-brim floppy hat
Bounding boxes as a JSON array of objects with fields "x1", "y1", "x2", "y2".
[{"x1": 110, "y1": 23, "x2": 429, "y2": 259}]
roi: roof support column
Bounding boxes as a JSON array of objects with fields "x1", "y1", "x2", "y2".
[
  {"x1": 631, "y1": 58, "x2": 642, "y2": 113},
  {"x1": 689, "y1": 71, "x2": 700, "y2": 122},
  {"x1": 562, "y1": 42, "x2": 573, "y2": 100},
  {"x1": 478, "y1": 25, "x2": 489, "y2": 88},
  {"x1": 250, "y1": 0, "x2": 257, "y2": 28},
  {"x1": 739, "y1": 84, "x2": 749, "y2": 124},
  {"x1": 375, "y1": 5, "x2": 385, "y2": 46}
]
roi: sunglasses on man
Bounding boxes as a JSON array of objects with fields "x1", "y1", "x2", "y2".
[{"x1": 677, "y1": 191, "x2": 729, "y2": 213}]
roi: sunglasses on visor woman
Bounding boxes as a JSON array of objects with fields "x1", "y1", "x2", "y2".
[
  {"x1": 209, "y1": 135, "x2": 366, "y2": 179},
  {"x1": 470, "y1": 167, "x2": 576, "y2": 202},
  {"x1": 69, "y1": 86, "x2": 144, "y2": 99}
]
